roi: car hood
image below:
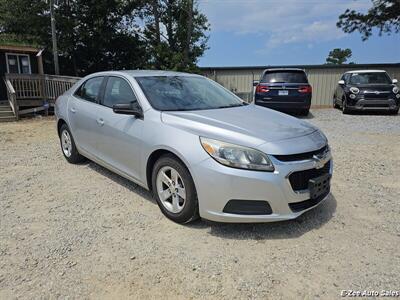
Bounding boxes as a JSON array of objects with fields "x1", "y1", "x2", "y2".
[{"x1": 161, "y1": 104, "x2": 324, "y2": 153}]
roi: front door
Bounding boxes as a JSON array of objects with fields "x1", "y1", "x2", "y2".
[{"x1": 96, "y1": 76, "x2": 144, "y2": 182}]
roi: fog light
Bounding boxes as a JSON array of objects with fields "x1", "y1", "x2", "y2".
[
  {"x1": 349, "y1": 94, "x2": 356, "y2": 99},
  {"x1": 396, "y1": 94, "x2": 400, "y2": 99}
]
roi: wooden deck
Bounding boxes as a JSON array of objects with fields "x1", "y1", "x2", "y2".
[{"x1": 3, "y1": 74, "x2": 80, "y2": 120}]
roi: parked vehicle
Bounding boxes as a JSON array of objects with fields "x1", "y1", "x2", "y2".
[
  {"x1": 55, "y1": 70, "x2": 332, "y2": 224},
  {"x1": 254, "y1": 68, "x2": 312, "y2": 116},
  {"x1": 333, "y1": 70, "x2": 399, "y2": 114}
]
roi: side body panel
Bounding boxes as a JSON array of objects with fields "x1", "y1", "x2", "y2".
[{"x1": 95, "y1": 104, "x2": 144, "y2": 182}]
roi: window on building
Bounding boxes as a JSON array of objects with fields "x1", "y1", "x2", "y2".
[{"x1": 6, "y1": 53, "x2": 31, "y2": 74}]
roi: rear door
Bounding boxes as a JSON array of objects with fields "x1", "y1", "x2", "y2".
[
  {"x1": 67, "y1": 76, "x2": 104, "y2": 155},
  {"x1": 95, "y1": 76, "x2": 144, "y2": 181}
]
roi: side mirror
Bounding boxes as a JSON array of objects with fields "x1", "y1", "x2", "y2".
[
  {"x1": 113, "y1": 102, "x2": 143, "y2": 118},
  {"x1": 338, "y1": 80, "x2": 345, "y2": 85},
  {"x1": 253, "y1": 80, "x2": 259, "y2": 87},
  {"x1": 393, "y1": 79, "x2": 398, "y2": 84}
]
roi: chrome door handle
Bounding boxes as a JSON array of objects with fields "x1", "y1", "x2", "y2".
[
  {"x1": 97, "y1": 118, "x2": 104, "y2": 126},
  {"x1": 70, "y1": 107, "x2": 76, "y2": 113}
]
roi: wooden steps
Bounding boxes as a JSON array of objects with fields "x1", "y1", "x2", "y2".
[{"x1": 0, "y1": 102, "x2": 16, "y2": 122}]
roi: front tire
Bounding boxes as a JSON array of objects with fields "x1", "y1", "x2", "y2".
[
  {"x1": 59, "y1": 124, "x2": 86, "y2": 164},
  {"x1": 299, "y1": 109, "x2": 309, "y2": 116},
  {"x1": 152, "y1": 154, "x2": 199, "y2": 224},
  {"x1": 333, "y1": 95, "x2": 339, "y2": 108},
  {"x1": 342, "y1": 98, "x2": 349, "y2": 114}
]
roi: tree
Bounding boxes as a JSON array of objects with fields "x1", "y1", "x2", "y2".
[
  {"x1": 337, "y1": 0, "x2": 400, "y2": 41},
  {"x1": 326, "y1": 48, "x2": 353, "y2": 65},
  {"x1": 142, "y1": 0, "x2": 209, "y2": 72},
  {"x1": 0, "y1": 0, "x2": 209, "y2": 75}
]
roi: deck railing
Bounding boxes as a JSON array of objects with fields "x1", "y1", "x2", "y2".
[
  {"x1": 3, "y1": 78, "x2": 18, "y2": 119},
  {"x1": 3, "y1": 73, "x2": 81, "y2": 119},
  {"x1": 5, "y1": 73, "x2": 80, "y2": 103}
]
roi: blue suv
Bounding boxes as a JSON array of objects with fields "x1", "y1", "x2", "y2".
[{"x1": 254, "y1": 68, "x2": 312, "y2": 115}]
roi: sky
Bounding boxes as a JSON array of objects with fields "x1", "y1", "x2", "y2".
[{"x1": 197, "y1": 0, "x2": 400, "y2": 67}]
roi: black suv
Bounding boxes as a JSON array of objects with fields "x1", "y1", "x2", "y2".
[
  {"x1": 334, "y1": 70, "x2": 399, "y2": 114},
  {"x1": 254, "y1": 68, "x2": 312, "y2": 116}
]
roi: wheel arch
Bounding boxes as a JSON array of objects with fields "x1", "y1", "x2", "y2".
[
  {"x1": 57, "y1": 118, "x2": 68, "y2": 137},
  {"x1": 146, "y1": 148, "x2": 192, "y2": 192}
]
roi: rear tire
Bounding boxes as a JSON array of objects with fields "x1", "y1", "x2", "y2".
[
  {"x1": 59, "y1": 124, "x2": 86, "y2": 164},
  {"x1": 151, "y1": 154, "x2": 199, "y2": 224},
  {"x1": 300, "y1": 109, "x2": 309, "y2": 116}
]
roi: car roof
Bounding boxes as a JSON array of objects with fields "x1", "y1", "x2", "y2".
[
  {"x1": 86, "y1": 70, "x2": 202, "y2": 78},
  {"x1": 345, "y1": 70, "x2": 387, "y2": 74},
  {"x1": 263, "y1": 68, "x2": 305, "y2": 72}
]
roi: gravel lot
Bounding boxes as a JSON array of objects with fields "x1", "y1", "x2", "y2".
[{"x1": 1, "y1": 109, "x2": 399, "y2": 299}]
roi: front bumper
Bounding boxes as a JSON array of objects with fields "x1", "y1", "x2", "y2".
[
  {"x1": 192, "y1": 154, "x2": 333, "y2": 223},
  {"x1": 348, "y1": 97, "x2": 399, "y2": 111}
]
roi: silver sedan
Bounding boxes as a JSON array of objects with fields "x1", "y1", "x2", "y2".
[{"x1": 55, "y1": 70, "x2": 333, "y2": 223}]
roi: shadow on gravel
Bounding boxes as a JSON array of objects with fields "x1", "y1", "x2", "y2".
[
  {"x1": 345, "y1": 111, "x2": 398, "y2": 116},
  {"x1": 297, "y1": 111, "x2": 315, "y2": 120},
  {"x1": 85, "y1": 160, "x2": 337, "y2": 240},
  {"x1": 331, "y1": 107, "x2": 398, "y2": 116},
  {"x1": 87, "y1": 161, "x2": 156, "y2": 204},
  {"x1": 188, "y1": 194, "x2": 337, "y2": 240}
]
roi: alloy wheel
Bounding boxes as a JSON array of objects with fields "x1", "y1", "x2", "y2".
[
  {"x1": 156, "y1": 166, "x2": 186, "y2": 213},
  {"x1": 61, "y1": 129, "x2": 72, "y2": 157}
]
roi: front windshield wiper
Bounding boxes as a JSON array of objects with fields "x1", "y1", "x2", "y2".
[
  {"x1": 215, "y1": 102, "x2": 248, "y2": 109},
  {"x1": 162, "y1": 102, "x2": 248, "y2": 112},
  {"x1": 162, "y1": 108, "x2": 193, "y2": 111}
]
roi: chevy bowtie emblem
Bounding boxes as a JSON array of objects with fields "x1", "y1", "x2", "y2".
[
  {"x1": 375, "y1": 91, "x2": 380, "y2": 95},
  {"x1": 313, "y1": 152, "x2": 329, "y2": 169}
]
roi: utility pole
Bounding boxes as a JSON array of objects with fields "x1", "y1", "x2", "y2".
[
  {"x1": 50, "y1": 0, "x2": 60, "y2": 75},
  {"x1": 183, "y1": 0, "x2": 193, "y2": 69}
]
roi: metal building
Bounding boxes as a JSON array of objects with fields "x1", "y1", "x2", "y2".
[{"x1": 201, "y1": 63, "x2": 400, "y2": 108}]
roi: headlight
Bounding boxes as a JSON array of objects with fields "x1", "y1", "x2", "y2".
[
  {"x1": 393, "y1": 86, "x2": 399, "y2": 94},
  {"x1": 349, "y1": 94, "x2": 356, "y2": 99},
  {"x1": 200, "y1": 137, "x2": 274, "y2": 171},
  {"x1": 350, "y1": 87, "x2": 359, "y2": 94}
]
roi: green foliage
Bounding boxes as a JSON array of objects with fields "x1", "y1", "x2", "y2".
[
  {"x1": 326, "y1": 48, "x2": 353, "y2": 65},
  {"x1": 0, "y1": 33, "x2": 40, "y2": 48},
  {"x1": 142, "y1": 0, "x2": 209, "y2": 72},
  {"x1": 337, "y1": 0, "x2": 400, "y2": 41},
  {"x1": 0, "y1": 0, "x2": 209, "y2": 75}
]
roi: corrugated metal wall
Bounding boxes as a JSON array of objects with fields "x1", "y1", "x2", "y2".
[{"x1": 202, "y1": 65, "x2": 400, "y2": 107}]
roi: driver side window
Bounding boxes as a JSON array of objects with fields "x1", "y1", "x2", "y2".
[{"x1": 103, "y1": 77, "x2": 137, "y2": 108}]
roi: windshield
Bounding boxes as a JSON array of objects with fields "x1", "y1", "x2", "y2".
[
  {"x1": 261, "y1": 71, "x2": 308, "y2": 83},
  {"x1": 348, "y1": 72, "x2": 392, "y2": 85},
  {"x1": 135, "y1": 76, "x2": 245, "y2": 111}
]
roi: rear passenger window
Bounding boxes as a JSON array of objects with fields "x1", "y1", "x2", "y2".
[
  {"x1": 75, "y1": 77, "x2": 103, "y2": 103},
  {"x1": 103, "y1": 77, "x2": 137, "y2": 108}
]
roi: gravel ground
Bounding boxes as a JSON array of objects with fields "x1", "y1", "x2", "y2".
[{"x1": 0, "y1": 109, "x2": 399, "y2": 299}]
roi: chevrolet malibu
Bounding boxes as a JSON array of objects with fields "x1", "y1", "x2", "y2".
[{"x1": 55, "y1": 70, "x2": 333, "y2": 224}]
